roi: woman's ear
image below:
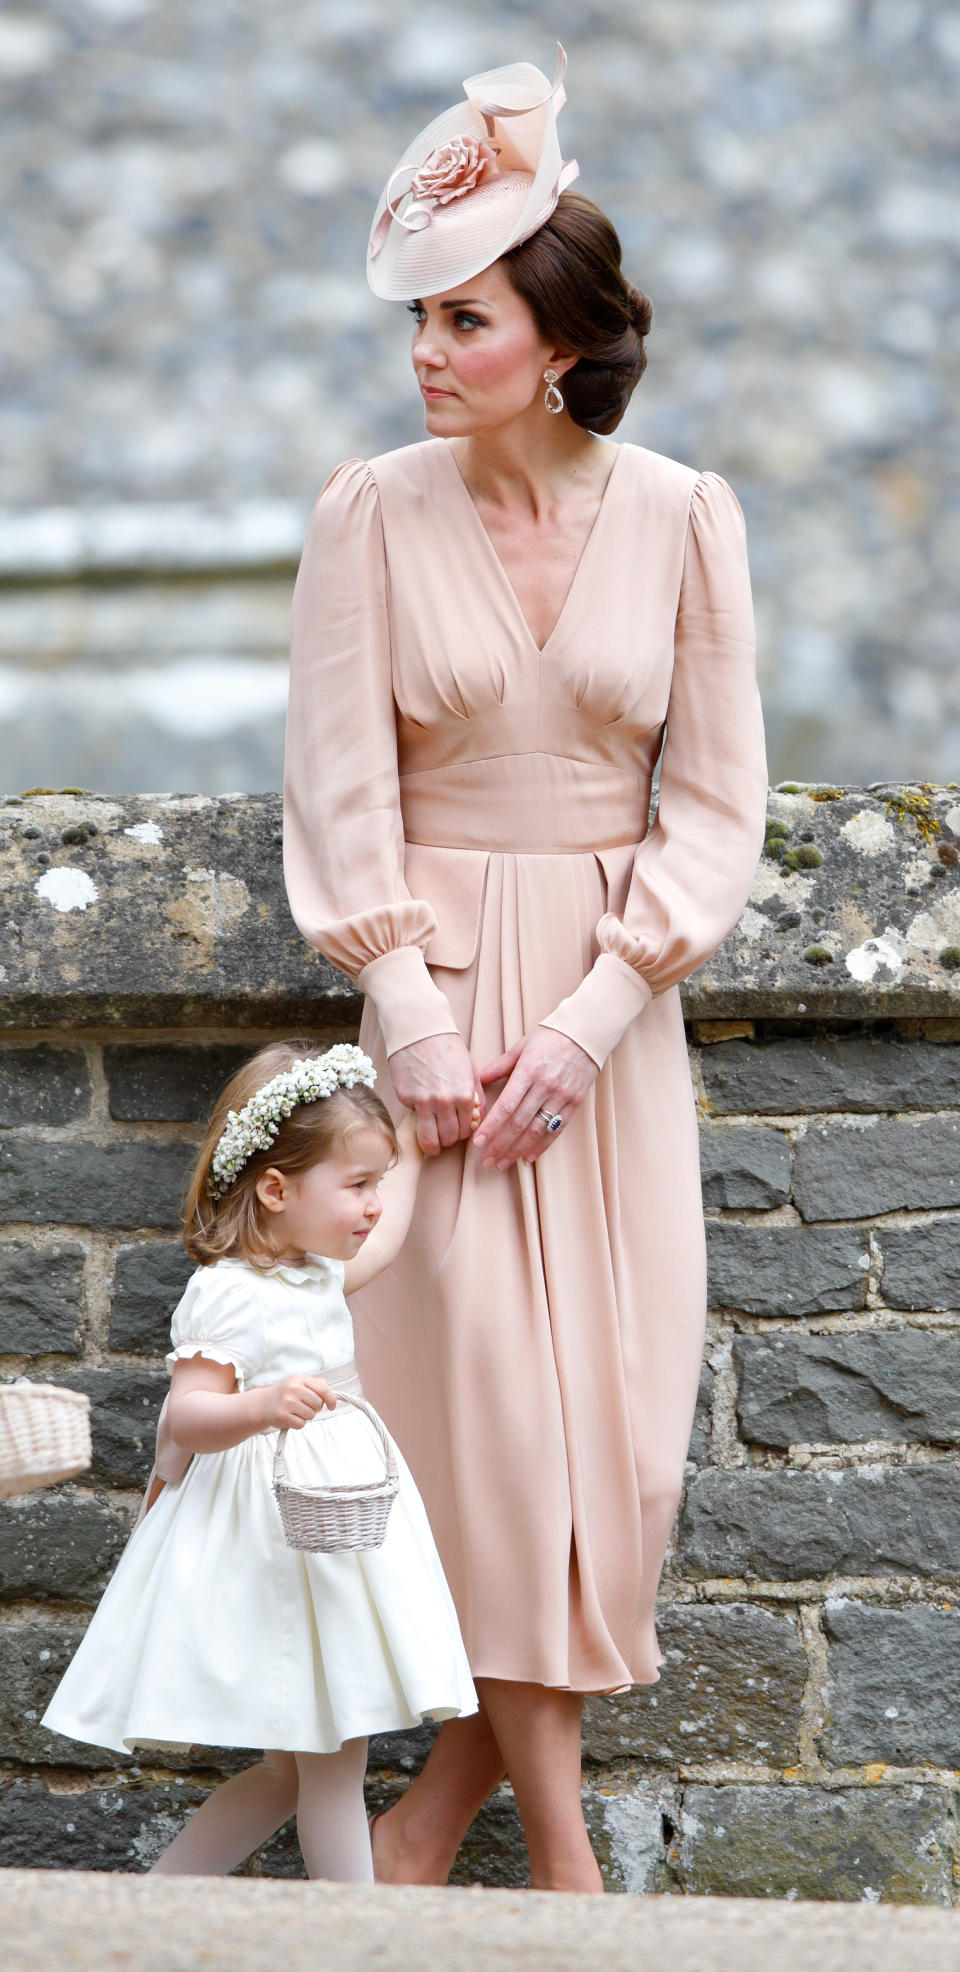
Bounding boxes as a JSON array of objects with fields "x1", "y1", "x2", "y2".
[
  {"x1": 546, "y1": 349, "x2": 579, "y2": 380},
  {"x1": 255, "y1": 1166, "x2": 288, "y2": 1216}
]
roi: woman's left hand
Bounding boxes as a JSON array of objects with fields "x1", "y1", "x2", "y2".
[{"x1": 473, "y1": 1028, "x2": 599, "y2": 1169}]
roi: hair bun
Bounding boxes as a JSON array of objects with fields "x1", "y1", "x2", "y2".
[{"x1": 626, "y1": 282, "x2": 652, "y2": 337}]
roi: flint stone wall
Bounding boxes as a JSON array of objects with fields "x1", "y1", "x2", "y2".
[{"x1": 1, "y1": 786, "x2": 959, "y2": 1900}]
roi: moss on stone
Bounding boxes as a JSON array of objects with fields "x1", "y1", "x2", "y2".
[
  {"x1": 784, "y1": 845, "x2": 823, "y2": 870},
  {"x1": 803, "y1": 945, "x2": 834, "y2": 966},
  {"x1": 810, "y1": 787, "x2": 844, "y2": 801},
  {"x1": 938, "y1": 947, "x2": 960, "y2": 972},
  {"x1": 777, "y1": 783, "x2": 803, "y2": 795}
]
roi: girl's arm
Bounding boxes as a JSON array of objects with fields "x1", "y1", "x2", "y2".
[
  {"x1": 166, "y1": 1356, "x2": 336, "y2": 1453},
  {"x1": 343, "y1": 1112, "x2": 425, "y2": 1295}
]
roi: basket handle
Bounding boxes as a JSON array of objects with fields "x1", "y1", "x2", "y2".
[{"x1": 273, "y1": 1392, "x2": 398, "y2": 1487}]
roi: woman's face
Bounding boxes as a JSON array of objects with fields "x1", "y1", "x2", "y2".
[{"x1": 409, "y1": 261, "x2": 568, "y2": 435}]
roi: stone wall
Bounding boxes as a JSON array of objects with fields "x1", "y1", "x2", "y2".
[{"x1": 1, "y1": 787, "x2": 959, "y2": 1897}]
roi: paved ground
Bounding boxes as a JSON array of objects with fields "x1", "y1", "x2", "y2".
[{"x1": 5, "y1": 1871, "x2": 960, "y2": 1972}]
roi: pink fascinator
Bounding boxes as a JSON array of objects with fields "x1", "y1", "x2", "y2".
[{"x1": 367, "y1": 44, "x2": 579, "y2": 301}]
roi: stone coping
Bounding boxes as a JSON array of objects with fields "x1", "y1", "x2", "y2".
[
  {"x1": 0, "y1": 504, "x2": 309, "y2": 582},
  {"x1": 3, "y1": 1872, "x2": 960, "y2": 1972},
  {"x1": 0, "y1": 787, "x2": 957, "y2": 1028}
]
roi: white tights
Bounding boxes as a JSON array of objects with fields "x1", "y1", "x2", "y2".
[{"x1": 149, "y1": 1741, "x2": 373, "y2": 1882}]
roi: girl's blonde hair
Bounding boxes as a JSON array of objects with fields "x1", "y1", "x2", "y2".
[{"x1": 183, "y1": 1040, "x2": 398, "y2": 1267}]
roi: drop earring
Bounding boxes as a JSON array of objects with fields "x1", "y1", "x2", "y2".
[{"x1": 543, "y1": 369, "x2": 564, "y2": 414}]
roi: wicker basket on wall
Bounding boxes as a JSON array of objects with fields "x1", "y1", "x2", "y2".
[{"x1": 0, "y1": 1381, "x2": 92, "y2": 1500}]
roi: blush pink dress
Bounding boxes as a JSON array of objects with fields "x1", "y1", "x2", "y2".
[{"x1": 284, "y1": 437, "x2": 767, "y2": 1693}]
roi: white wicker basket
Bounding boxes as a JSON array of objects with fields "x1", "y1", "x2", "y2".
[
  {"x1": 272, "y1": 1393, "x2": 399, "y2": 1552},
  {"x1": 0, "y1": 1382, "x2": 92, "y2": 1501}
]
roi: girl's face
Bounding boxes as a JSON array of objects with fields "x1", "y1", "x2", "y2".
[
  {"x1": 255, "y1": 1126, "x2": 393, "y2": 1262},
  {"x1": 409, "y1": 260, "x2": 571, "y2": 435}
]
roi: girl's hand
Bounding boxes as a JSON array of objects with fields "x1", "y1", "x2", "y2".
[
  {"x1": 473, "y1": 1028, "x2": 599, "y2": 1170},
  {"x1": 256, "y1": 1375, "x2": 336, "y2": 1431},
  {"x1": 388, "y1": 1032, "x2": 485, "y2": 1156}
]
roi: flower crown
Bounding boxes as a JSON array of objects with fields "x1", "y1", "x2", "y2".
[{"x1": 209, "y1": 1046, "x2": 377, "y2": 1200}]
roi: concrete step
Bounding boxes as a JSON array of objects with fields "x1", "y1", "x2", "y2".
[{"x1": 4, "y1": 1871, "x2": 960, "y2": 1972}]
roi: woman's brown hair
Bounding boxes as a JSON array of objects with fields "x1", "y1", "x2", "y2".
[
  {"x1": 182, "y1": 1041, "x2": 398, "y2": 1268},
  {"x1": 502, "y1": 192, "x2": 652, "y2": 435}
]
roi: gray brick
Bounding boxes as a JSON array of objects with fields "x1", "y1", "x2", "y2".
[
  {"x1": 794, "y1": 1117, "x2": 960, "y2": 1221},
  {"x1": 881, "y1": 1223, "x2": 960, "y2": 1311},
  {"x1": 680, "y1": 1466, "x2": 960, "y2": 1581},
  {"x1": 0, "y1": 1141, "x2": 194, "y2": 1230},
  {"x1": 110, "y1": 1242, "x2": 194, "y2": 1355},
  {"x1": 0, "y1": 1620, "x2": 107, "y2": 1769},
  {"x1": 0, "y1": 1046, "x2": 91, "y2": 1127},
  {"x1": 582, "y1": 1604, "x2": 805, "y2": 1766},
  {"x1": 0, "y1": 1492, "x2": 131, "y2": 1602},
  {"x1": 104, "y1": 1045, "x2": 250, "y2": 1122},
  {"x1": 707, "y1": 1223, "x2": 869, "y2": 1316},
  {"x1": 701, "y1": 1036, "x2": 960, "y2": 1115},
  {"x1": 0, "y1": 1777, "x2": 207, "y2": 1872},
  {"x1": 57, "y1": 1369, "x2": 167, "y2": 1487},
  {"x1": 687, "y1": 1360, "x2": 714, "y2": 1467},
  {"x1": 823, "y1": 1603, "x2": 960, "y2": 1768},
  {"x1": 735, "y1": 1331, "x2": 960, "y2": 1448},
  {"x1": 699, "y1": 1125, "x2": 791, "y2": 1210},
  {"x1": 0, "y1": 1240, "x2": 84, "y2": 1354},
  {"x1": 673, "y1": 1783, "x2": 954, "y2": 1902}
]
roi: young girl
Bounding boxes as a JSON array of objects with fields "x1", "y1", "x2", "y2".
[{"x1": 42, "y1": 1041, "x2": 477, "y2": 1881}]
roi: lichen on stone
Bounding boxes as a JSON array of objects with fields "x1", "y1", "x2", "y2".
[{"x1": 885, "y1": 788, "x2": 941, "y2": 845}]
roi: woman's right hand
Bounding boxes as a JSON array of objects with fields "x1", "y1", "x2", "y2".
[
  {"x1": 257, "y1": 1375, "x2": 336, "y2": 1431},
  {"x1": 388, "y1": 1032, "x2": 484, "y2": 1155}
]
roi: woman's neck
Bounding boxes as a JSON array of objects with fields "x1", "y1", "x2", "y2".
[{"x1": 450, "y1": 420, "x2": 615, "y2": 520}]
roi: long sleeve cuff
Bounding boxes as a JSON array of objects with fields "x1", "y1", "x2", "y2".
[
  {"x1": 357, "y1": 946, "x2": 460, "y2": 1058},
  {"x1": 540, "y1": 952, "x2": 653, "y2": 1070}
]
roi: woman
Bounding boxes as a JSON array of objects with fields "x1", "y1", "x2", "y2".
[{"x1": 284, "y1": 49, "x2": 766, "y2": 1893}]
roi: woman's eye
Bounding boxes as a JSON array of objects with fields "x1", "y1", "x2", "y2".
[
  {"x1": 407, "y1": 303, "x2": 426, "y2": 324},
  {"x1": 454, "y1": 311, "x2": 484, "y2": 331}
]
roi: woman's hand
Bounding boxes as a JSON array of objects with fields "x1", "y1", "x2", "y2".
[
  {"x1": 388, "y1": 1032, "x2": 485, "y2": 1156},
  {"x1": 255, "y1": 1375, "x2": 337, "y2": 1432},
  {"x1": 473, "y1": 1028, "x2": 599, "y2": 1170}
]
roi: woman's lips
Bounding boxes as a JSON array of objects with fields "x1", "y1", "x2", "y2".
[{"x1": 420, "y1": 384, "x2": 455, "y2": 399}]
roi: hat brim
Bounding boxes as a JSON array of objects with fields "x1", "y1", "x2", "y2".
[{"x1": 367, "y1": 60, "x2": 574, "y2": 301}]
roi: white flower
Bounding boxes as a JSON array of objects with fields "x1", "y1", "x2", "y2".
[{"x1": 209, "y1": 1046, "x2": 376, "y2": 1198}]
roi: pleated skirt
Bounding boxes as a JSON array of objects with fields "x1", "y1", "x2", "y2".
[{"x1": 352, "y1": 848, "x2": 706, "y2": 1694}]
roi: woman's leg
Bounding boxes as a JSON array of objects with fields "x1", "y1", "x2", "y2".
[
  {"x1": 369, "y1": 1701, "x2": 506, "y2": 1886},
  {"x1": 149, "y1": 1751, "x2": 299, "y2": 1876},
  {"x1": 294, "y1": 1739, "x2": 373, "y2": 1882},
  {"x1": 477, "y1": 1677, "x2": 603, "y2": 1894}
]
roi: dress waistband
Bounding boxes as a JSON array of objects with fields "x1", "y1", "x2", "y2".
[
  {"x1": 400, "y1": 756, "x2": 651, "y2": 855},
  {"x1": 323, "y1": 1360, "x2": 364, "y2": 1398}
]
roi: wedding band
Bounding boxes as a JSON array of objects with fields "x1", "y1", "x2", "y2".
[{"x1": 537, "y1": 1107, "x2": 564, "y2": 1134}]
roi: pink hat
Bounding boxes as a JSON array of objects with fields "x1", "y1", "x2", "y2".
[{"x1": 367, "y1": 44, "x2": 579, "y2": 301}]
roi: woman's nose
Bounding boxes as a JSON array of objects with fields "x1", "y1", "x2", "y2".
[{"x1": 414, "y1": 332, "x2": 446, "y2": 370}]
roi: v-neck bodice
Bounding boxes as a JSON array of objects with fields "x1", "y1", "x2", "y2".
[
  {"x1": 285, "y1": 433, "x2": 765, "y2": 1036},
  {"x1": 440, "y1": 440, "x2": 625, "y2": 657}
]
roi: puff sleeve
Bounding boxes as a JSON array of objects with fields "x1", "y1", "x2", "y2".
[
  {"x1": 166, "y1": 1268, "x2": 268, "y2": 1391},
  {"x1": 284, "y1": 460, "x2": 460, "y2": 1058},
  {"x1": 541, "y1": 473, "x2": 767, "y2": 1068}
]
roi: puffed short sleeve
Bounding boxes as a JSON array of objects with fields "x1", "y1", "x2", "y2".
[
  {"x1": 166, "y1": 1267, "x2": 267, "y2": 1392},
  {"x1": 284, "y1": 458, "x2": 460, "y2": 1057}
]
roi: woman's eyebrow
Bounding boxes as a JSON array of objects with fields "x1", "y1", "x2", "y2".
[{"x1": 439, "y1": 296, "x2": 489, "y2": 309}]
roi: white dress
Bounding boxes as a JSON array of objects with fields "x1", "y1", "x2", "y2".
[{"x1": 42, "y1": 1255, "x2": 478, "y2": 1756}]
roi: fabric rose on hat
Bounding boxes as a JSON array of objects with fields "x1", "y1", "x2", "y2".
[{"x1": 411, "y1": 135, "x2": 500, "y2": 207}]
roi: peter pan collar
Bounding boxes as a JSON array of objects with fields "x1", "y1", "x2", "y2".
[{"x1": 262, "y1": 1253, "x2": 335, "y2": 1287}]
